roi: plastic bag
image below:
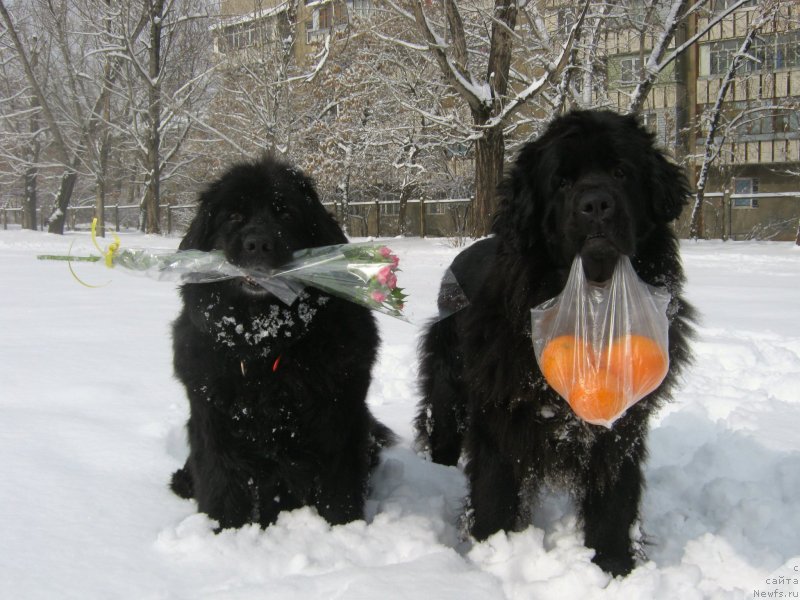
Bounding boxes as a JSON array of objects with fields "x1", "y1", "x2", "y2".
[{"x1": 531, "y1": 256, "x2": 670, "y2": 428}]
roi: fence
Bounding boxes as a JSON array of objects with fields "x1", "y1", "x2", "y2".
[
  {"x1": 1, "y1": 198, "x2": 473, "y2": 238},
  {"x1": 1, "y1": 203, "x2": 199, "y2": 235},
  {"x1": 675, "y1": 191, "x2": 800, "y2": 241},
  {"x1": 326, "y1": 198, "x2": 473, "y2": 239},
  {"x1": 6, "y1": 193, "x2": 797, "y2": 241}
]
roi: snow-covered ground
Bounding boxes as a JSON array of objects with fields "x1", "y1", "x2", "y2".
[{"x1": 1, "y1": 229, "x2": 798, "y2": 599}]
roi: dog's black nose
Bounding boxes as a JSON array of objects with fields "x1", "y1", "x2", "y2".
[
  {"x1": 578, "y1": 192, "x2": 615, "y2": 224},
  {"x1": 242, "y1": 232, "x2": 274, "y2": 257}
]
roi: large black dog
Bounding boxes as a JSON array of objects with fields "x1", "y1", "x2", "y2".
[
  {"x1": 170, "y1": 157, "x2": 393, "y2": 530},
  {"x1": 416, "y1": 110, "x2": 696, "y2": 576}
]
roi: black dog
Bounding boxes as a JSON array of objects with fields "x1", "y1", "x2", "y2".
[
  {"x1": 170, "y1": 157, "x2": 393, "y2": 530},
  {"x1": 416, "y1": 110, "x2": 696, "y2": 576}
]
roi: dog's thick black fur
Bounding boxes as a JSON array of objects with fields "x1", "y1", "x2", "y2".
[
  {"x1": 170, "y1": 157, "x2": 393, "y2": 530},
  {"x1": 416, "y1": 110, "x2": 696, "y2": 576}
]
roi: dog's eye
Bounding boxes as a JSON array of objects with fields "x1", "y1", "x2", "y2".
[
  {"x1": 273, "y1": 204, "x2": 296, "y2": 222},
  {"x1": 613, "y1": 167, "x2": 626, "y2": 180},
  {"x1": 229, "y1": 212, "x2": 244, "y2": 223},
  {"x1": 558, "y1": 178, "x2": 572, "y2": 190}
]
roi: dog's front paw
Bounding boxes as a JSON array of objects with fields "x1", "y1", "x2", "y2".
[{"x1": 592, "y1": 551, "x2": 635, "y2": 577}]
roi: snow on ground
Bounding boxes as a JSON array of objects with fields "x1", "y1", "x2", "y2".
[{"x1": 1, "y1": 229, "x2": 798, "y2": 599}]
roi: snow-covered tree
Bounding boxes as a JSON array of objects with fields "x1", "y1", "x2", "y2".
[
  {"x1": 0, "y1": 4, "x2": 45, "y2": 230},
  {"x1": 380, "y1": 0, "x2": 590, "y2": 236},
  {"x1": 0, "y1": 0, "x2": 213, "y2": 235},
  {"x1": 114, "y1": 0, "x2": 214, "y2": 233}
]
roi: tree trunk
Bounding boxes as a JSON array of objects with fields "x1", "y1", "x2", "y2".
[
  {"x1": 23, "y1": 164, "x2": 38, "y2": 231},
  {"x1": 47, "y1": 169, "x2": 79, "y2": 234},
  {"x1": 473, "y1": 0, "x2": 516, "y2": 238},
  {"x1": 688, "y1": 188, "x2": 705, "y2": 240},
  {"x1": 94, "y1": 0, "x2": 112, "y2": 239},
  {"x1": 472, "y1": 121, "x2": 504, "y2": 237},
  {"x1": 95, "y1": 172, "x2": 107, "y2": 238},
  {"x1": 142, "y1": 0, "x2": 164, "y2": 234},
  {"x1": 95, "y1": 90, "x2": 111, "y2": 238},
  {"x1": 397, "y1": 197, "x2": 408, "y2": 236},
  {"x1": 23, "y1": 42, "x2": 41, "y2": 231}
]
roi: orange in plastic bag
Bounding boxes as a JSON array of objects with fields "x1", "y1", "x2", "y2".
[
  {"x1": 607, "y1": 334, "x2": 668, "y2": 397},
  {"x1": 532, "y1": 257, "x2": 670, "y2": 428},
  {"x1": 570, "y1": 370, "x2": 626, "y2": 423},
  {"x1": 538, "y1": 335, "x2": 583, "y2": 399}
]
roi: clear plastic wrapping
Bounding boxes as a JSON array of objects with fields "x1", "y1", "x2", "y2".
[
  {"x1": 531, "y1": 256, "x2": 670, "y2": 428},
  {"x1": 40, "y1": 242, "x2": 408, "y2": 319}
]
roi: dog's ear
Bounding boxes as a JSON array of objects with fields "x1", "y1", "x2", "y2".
[
  {"x1": 292, "y1": 169, "x2": 348, "y2": 246},
  {"x1": 491, "y1": 141, "x2": 546, "y2": 253},
  {"x1": 179, "y1": 190, "x2": 215, "y2": 251},
  {"x1": 650, "y1": 149, "x2": 691, "y2": 223}
]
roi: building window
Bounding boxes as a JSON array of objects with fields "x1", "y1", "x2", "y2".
[
  {"x1": 775, "y1": 31, "x2": 800, "y2": 69},
  {"x1": 708, "y1": 39, "x2": 739, "y2": 75},
  {"x1": 775, "y1": 110, "x2": 800, "y2": 135},
  {"x1": 619, "y1": 56, "x2": 644, "y2": 84},
  {"x1": 732, "y1": 178, "x2": 759, "y2": 208},
  {"x1": 307, "y1": 4, "x2": 335, "y2": 42},
  {"x1": 712, "y1": 0, "x2": 755, "y2": 13},
  {"x1": 216, "y1": 16, "x2": 276, "y2": 54},
  {"x1": 318, "y1": 4, "x2": 332, "y2": 29},
  {"x1": 346, "y1": 0, "x2": 372, "y2": 19},
  {"x1": 703, "y1": 32, "x2": 800, "y2": 76}
]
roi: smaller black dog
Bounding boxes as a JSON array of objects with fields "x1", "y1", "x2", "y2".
[{"x1": 170, "y1": 157, "x2": 393, "y2": 529}]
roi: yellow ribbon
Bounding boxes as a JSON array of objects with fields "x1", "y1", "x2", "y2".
[
  {"x1": 65, "y1": 218, "x2": 119, "y2": 288},
  {"x1": 66, "y1": 240, "x2": 105, "y2": 288},
  {"x1": 91, "y1": 218, "x2": 121, "y2": 267}
]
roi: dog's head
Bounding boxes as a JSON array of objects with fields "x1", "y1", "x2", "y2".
[
  {"x1": 180, "y1": 157, "x2": 345, "y2": 297},
  {"x1": 493, "y1": 110, "x2": 689, "y2": 282}
]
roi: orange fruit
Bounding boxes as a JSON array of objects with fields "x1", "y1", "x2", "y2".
[
  {"x1": 539, "y1": 335, "x2": 586, "y2": 398},
  {"x1": 607, "y1": 334, "x2": 668, "y2": 398},
  {"x1": 539, "y1": 333, "x2": 667, "y2": 425},
  {"x1": 568, "y1": 371, "x2": 627, "y2": 423}
]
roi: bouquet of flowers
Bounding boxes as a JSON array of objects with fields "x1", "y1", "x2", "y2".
[
  {"x1": 37, "y1": 220, "x2": 407, "y2": 319},
  {"x1": 278, "y1": 243, "x2": 406, "y2": 318}
]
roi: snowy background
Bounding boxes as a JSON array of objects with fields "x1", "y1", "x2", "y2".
[{"x1": 1, "y1": 229, "x2": 799, "y2": 599}]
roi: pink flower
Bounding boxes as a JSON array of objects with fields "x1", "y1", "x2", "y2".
[
  {"x1": 376, "y1": 265, "x2": 392, "y2": 285},
  {"x1": 379, "y1": 246, "x2": 400, "y2": 268},
  {"x1": 376, "y1": 265, "x2": 398, "y2": 289},
  {"x1": 371, "y1": 290, "x2": 387, "y2": 303}
]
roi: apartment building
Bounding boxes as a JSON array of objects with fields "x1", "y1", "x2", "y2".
[
  {"x1": 598, "y1": 0, "x2": 800, "y2": 240},
  {"x1": 214, "y1": 0, "x2": 361, "y2": 64}
]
